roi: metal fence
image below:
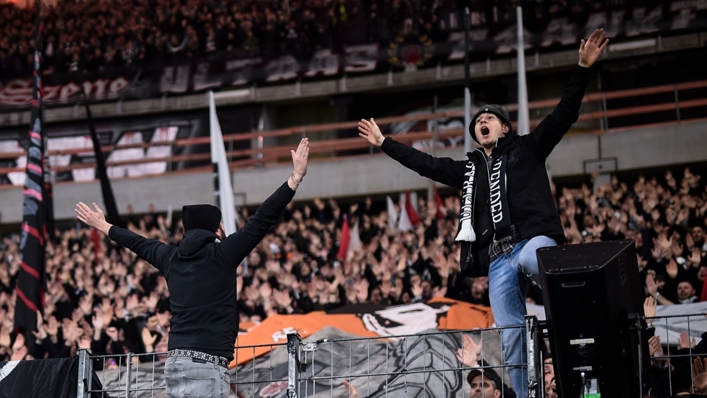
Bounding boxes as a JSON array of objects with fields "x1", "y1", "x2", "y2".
[
  {"x1": 74, "y1": 312, "x2": 707, "y2": 398},
  {"x1": 76, "y1": 316, "x2": 544, "y2": 398},
  {"x1": 645, "y1": 312, "x2": 707, "y2": 397}
]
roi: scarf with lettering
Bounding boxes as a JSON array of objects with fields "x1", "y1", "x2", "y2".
[{"x1": 455, "y1": 153, "x2": 512, "y2": 243}]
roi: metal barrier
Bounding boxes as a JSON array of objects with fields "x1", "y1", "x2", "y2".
[
  {"x1": 75, "y1": 316, "x2": 543, "y2": 398},
  {"x1": 646, "y1": 312, "x2": 707, "y2": 397},
  {"x1": 71, "y1": 312, "x2": 707, "y2": 397},
  {"x1": 286, "y1": 316, "x2": 543, "y2": 398}
]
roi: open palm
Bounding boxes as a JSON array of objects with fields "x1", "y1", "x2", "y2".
[
  {"x1": 579, "y1": 29, "x2": 609, "y2": 68},
  {"x1": 358, "y1": 118, "x2": 385, "y2": 147}
]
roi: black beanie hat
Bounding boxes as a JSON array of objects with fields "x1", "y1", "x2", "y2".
[
  {"x1": 470, "y1": 104, "x2": 513, "y2": 143},
  {"x1": 182, "y1": 204, "x2": 222, "y2": 232}
]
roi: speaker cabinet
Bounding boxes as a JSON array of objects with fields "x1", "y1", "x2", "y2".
[{"x1": 537, "y1": 240, "x2": 651, "y2": 398}]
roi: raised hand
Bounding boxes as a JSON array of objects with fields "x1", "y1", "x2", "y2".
[
  {"x1": 92, "y1": 311, "x2": 105, "y2": 332},
  {"x1": 141, "y1": 327, "x2": 157, "y2": 351},
  {"x1": 689, "y1": 248, "x2": 702, "y2": 267},
  {"x1": 78, "y1": 335, "x2": 92, "y2": 350},
  {"x1": 456, "y1": 334, "x2": 483, "y2": 367},
  {"x1": 658, "y1": 233, "x2": 672, "y2": 252},
  {"x1": 273, "y1": 289, "x2": 292, "y2": 309},
  {"x1": 289, "y1": 138, "x2": 309, "y2": 189},
  {"x1": 259, "y1": 282, "x2": 273, "y2": 300},
  {"x1": 648, "y1": 335, "x2": 663, "y2": 358},
  {"x1": 72, "y1": 308, "x2": 84, "y2": 323},
  {"x1": 679, "y1": 332, "x2": 697, "y2": 350},
  {"x1": 431, "y1": 250, "x2": 450, "y2": 279},
  {"x1": 146, "y1": 292, "x2": 159, "y2": 312},
  {"x1": 32, "y1": 324, "x2": 48, "y2": 342},
  {"x1": 666, "y1": 259, "x2": 678, "y2": 279},
  {"x1": 693, "y1": 357, "x2": 707, "y2": 394},
  {"x1": 651, "y1": 244, "x2": 662, "y2": 260},
  {"x1": 411, "y1": 280, "x2": 423, "y2": 299},
  {"x1": 433, "y1": 286, "x2": 447, "y2": 298},
  {"x1": 358, "y1": 119, "x2": 385, "y2": 147},
  {"x1": 75, "y1": 202, "x2": 112, "y2": 235},
  {"x1": 62, "y1": 319, "x2": 83, "y2": 344},
  {"x1": 578, "y1": 29, "x2": 609, "y2": 68},
  {"x1": 643, "y1": 296, "x2": 656, "y2": 325}
]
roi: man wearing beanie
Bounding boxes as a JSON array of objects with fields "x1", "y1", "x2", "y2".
[
  {"x1": 75, "y1": 138, "x2": 310, "y2": 397},
  {"x1": 359, "y1": 30, "x2": 608, "y2": 395}
]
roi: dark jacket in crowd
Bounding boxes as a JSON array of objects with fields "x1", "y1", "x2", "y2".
[
  {"x1": 108, "y1": 181, "x2": 295, "y2": 361},
  {"x1": 380, "y1": 65, "x2": 590, "y2": 276}
]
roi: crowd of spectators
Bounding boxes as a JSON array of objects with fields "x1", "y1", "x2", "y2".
[
  {"x1": 0, "y1": 0, "x2": 633, "y2": 79},
  {"x1": 0, "y1": 165, "x2": 706, "y2": 394}
]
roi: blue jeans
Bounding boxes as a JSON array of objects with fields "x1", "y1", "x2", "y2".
[
  {"x1": 487, "y1": 236, "x2": 557, "y2": 396},
  {"x1": 165, "y1": 356, "x2": 230, "y2": 398}
]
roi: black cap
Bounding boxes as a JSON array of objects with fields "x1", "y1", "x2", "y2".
[
  {"x1": 470, "y1": 104, "x2": 513, "y2": 143},
  {"x1": 467, "y1": 368, "x2": 516, "y2": 398},
  {"x1": 182, "y1": 204, "x2": 222, "y2": 232}
]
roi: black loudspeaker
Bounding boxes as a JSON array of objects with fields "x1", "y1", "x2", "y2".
[{"x1": 538, "y1": 240, "x2": 651, "y2": 398}]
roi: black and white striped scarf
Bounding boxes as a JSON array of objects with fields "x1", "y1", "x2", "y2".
[{"x1": 456, "y1": 153, "x2": 512, "y2": 243}]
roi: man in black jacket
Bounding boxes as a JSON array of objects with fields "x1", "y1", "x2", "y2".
[
  {"x1": 358, "y1": 30, "x2": 607, "y2": 395},
  {"x1": 75, "y1": 138, "x2": 309, "y2": 398}
]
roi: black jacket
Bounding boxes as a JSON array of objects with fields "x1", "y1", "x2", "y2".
[
  {"x1": 381, "y1": 65, "x2": 590, "y2": 277},
  {"x1": 109, "y1": 181, "x2": 296, "y2": 361}
]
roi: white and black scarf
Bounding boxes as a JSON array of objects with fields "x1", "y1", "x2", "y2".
[{"x1": 455, "y1": 153, "x2": 512, "y2": 243}]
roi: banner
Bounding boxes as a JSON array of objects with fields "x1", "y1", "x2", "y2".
[
  {"x1": 0, "y1": 357, "x2": 104, "y2": 398},
  {"x1": 0, "y1": 127, "x2": 179, "y2": 186},
  {"x1": 14, "y1": 4, "x2": 46, "y2": 336},
  {"x1": 231, "y1": 298, "x2": 494, "y2": 366},
  {"x1": 1, "y1": 3, "x2": 705, "y2": 107}
]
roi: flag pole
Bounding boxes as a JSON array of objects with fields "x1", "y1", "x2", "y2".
[
  {"x1": 463, "y1": 7, "x2": 472, "y2": 157},
  {"x1": 516, "y1": 6, "x2": 530, "y2": 137}
]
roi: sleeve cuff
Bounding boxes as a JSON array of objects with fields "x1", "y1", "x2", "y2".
[{"x1": 575, "y1": 63, "x2": 591, "y2": 77}]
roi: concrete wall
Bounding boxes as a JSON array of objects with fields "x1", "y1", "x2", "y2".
[
  {"x1": 1, "y1": 120, "x2": 706, "y2": 224},
  {"x1": 600, "y1": 123, "x2": 707, "y2": 170}
]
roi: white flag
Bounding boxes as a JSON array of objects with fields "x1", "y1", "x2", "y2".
[
  {"x1": 398, "y1": 192, "x2": 414, "y2": 232},
  {"x1": 349, "y1": 217, "x2": 362, "y2": 252},
  {"x1": 386, "y1": 196, "x2": 398, "y2": 231},
  {"x1": 209, "y1": 91, "x2": 238, "y2": 236}
]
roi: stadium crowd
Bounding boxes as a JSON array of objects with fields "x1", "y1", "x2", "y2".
[
  {"x1": 0, "y1": 166, "x2": 706, "y2": 393},
  {"x1": 0, "y1": 0, "x2": 624, "y2": 78}
]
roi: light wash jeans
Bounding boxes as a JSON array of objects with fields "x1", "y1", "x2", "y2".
[
  {"x1": 487, "y1": 235, "x2": 556, "y2": 396},
  {"x1": 165, "y1": 355, "x2": 231, "y2": 398}
]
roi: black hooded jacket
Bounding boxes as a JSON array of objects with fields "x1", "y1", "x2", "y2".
[
  {"x1": 109, "y1": 181, "x2": 295, "y2": 361},
  {"x1": 380, "y1": 65, "x2": 590, "y2": 276}
]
